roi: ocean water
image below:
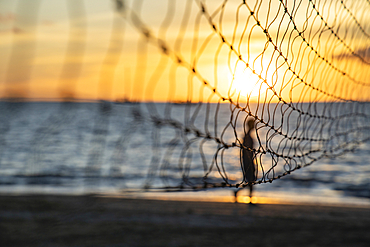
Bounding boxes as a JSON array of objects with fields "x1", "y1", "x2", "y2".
[{"x1": 0, "y1": 101, "x2": 369, "y2": 207}]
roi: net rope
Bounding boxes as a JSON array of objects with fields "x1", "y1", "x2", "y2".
[
  {"x1": 2, "y1": 0, "x2": 370, "y2": 192},
  {"x1": 120, "y1": 0, "x2": 370, "y2": 190}
]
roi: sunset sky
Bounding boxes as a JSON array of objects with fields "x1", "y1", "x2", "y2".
[{"x1": 1, "y1": 0, "x2": 369, "y2": 103}]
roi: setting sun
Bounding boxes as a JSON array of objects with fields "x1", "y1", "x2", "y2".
[{"x1": 229, "y1": 62, "x2": 269, "y2": 99}]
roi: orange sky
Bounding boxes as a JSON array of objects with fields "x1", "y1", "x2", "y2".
[{"x1": 1, "y1": 0, "x2": 370, "y2": 103}]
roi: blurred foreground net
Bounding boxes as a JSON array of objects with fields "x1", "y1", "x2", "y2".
[{"x1": 1, "y1": 0, "x2": 370, "y2": 191}]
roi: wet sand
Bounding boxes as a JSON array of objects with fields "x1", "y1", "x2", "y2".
[{"x1": 1, "y1": 195, "x2": 370, "y2": 246}]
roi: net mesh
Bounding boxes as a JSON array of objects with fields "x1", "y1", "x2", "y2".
[{"x1": 1, "y1": 0, "x2": 370, "y2": 191}]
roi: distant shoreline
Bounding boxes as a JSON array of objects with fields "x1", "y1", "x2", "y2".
[{"x1": 1, "y1": 189, "x2": 369, "y2": 209}]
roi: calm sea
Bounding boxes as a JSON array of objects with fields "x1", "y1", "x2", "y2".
[{"x1": 0, "y1": 101, "x2": 369, "y2": 207}]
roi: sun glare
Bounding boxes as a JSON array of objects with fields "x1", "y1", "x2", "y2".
[{"x1": 229, "y1": 62, "x2": 269, "y2": 99}]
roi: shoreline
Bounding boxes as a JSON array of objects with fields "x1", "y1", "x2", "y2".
[
  {"x1": 2, "y1": 187, "x2": 369, "y2": 209},
  {"x1": 1, "y1": 194, "x2": 370, "y2": 246}
]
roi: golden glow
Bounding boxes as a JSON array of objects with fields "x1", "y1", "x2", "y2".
[
  {"x1": 229, "y1": 62, "x2": 269, "y2": 99},
  {"x1": 238, "y1": 196, "x2": 273, "y2": 204},
  {"x1": 1, "y1": 1, "x2": 367, "y2": 102},
  {"x1": 239, "y1": 195, "x2": 251, "y2": 204},
  {"x1": 99, "y1": 193, "x2": 285, "y2": 205}
]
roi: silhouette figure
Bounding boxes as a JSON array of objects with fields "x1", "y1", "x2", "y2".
[{"x1": 235, "y1": 119, "x2": 256, "y2": 203}]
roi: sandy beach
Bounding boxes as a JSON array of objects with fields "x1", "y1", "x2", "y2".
[{"x1": 0, "y1": 195, "x2": 369, "y2": 246}]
